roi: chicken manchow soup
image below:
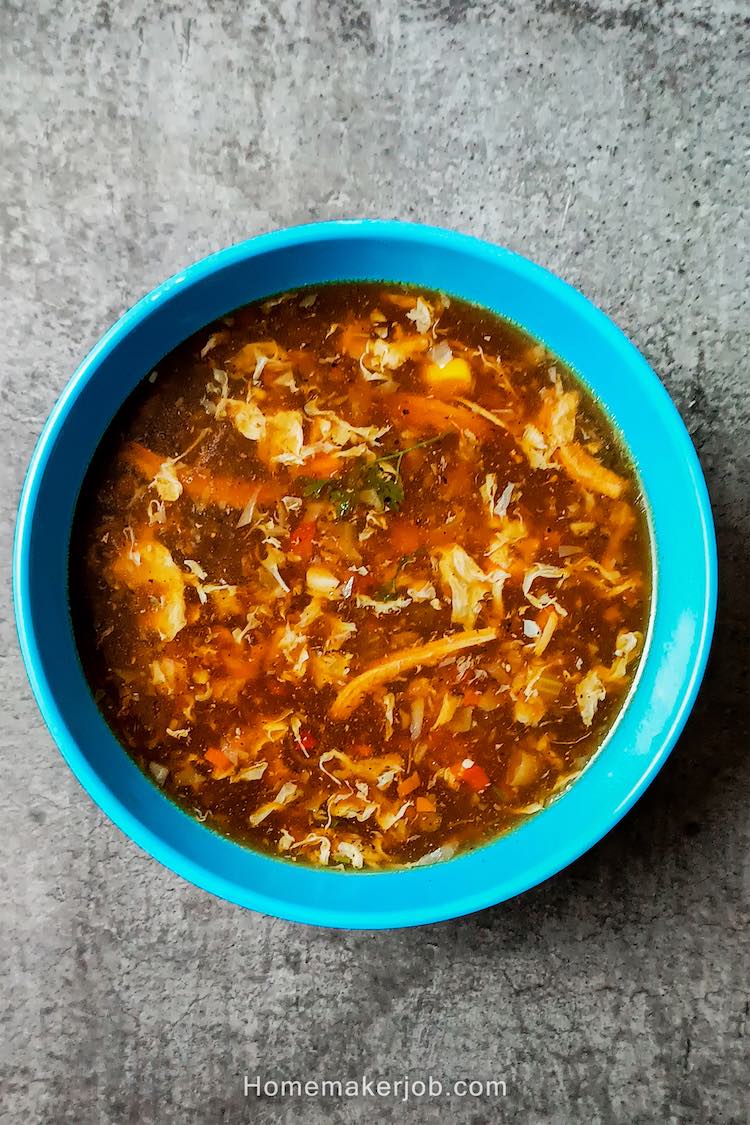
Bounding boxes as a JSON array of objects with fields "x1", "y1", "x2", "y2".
[{"x1": 70, "y1": 283, "x2": 650, "y2": 870}]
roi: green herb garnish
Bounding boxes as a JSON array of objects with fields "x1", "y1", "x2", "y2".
[
  {"x1": 328, "y1": 485, "x2": 358, "y2": 520},
  {"x1": 373, "y1": 579, "x2": 398, "y2": 601},
  {"x1": 300, "y1": 478, "x2": 330, "y2": 499},
  {"x1": 370, "y1": 432, "x2": 447, "y2": 473},
  {"x1": 298, "y1": 433, "x2": 446, "y2": 520},
  {"x1": 360, "y1": 462, "x2": 405, "y2": 510}
]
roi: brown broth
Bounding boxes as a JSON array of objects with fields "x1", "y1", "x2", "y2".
[{"x1": 70, "y1": 283, "x2": 651, "y2": 870}]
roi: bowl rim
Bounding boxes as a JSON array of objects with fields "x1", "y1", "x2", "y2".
[{"x1": 13, "y1": 219, "x2": 718, "y2": 928}]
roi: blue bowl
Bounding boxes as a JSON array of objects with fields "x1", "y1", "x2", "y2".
[{"x1": 13, "y1": 221, "x2": 717, "y2": 928}]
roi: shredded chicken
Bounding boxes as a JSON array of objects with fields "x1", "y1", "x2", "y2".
[{"x1": 330, "y1": 628, "x2": 498, "y2": 719}]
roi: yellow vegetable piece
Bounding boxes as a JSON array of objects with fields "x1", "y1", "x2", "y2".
[{"x1": 421, "y1": 356, "x2": 473, "y2": 397}]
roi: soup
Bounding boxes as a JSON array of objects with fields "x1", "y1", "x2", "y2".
[{"x1": 70, "y1": 283, "x2": 650, "y2": 870}]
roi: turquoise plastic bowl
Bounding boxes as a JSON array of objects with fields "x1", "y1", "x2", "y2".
[{"x1": 13, "y1": 221, "x2": 717, "y2": 928}]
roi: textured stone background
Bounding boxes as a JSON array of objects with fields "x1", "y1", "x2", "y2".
[{"x1": 1, "y1": 1, "x2": 748, "y2": 1122}]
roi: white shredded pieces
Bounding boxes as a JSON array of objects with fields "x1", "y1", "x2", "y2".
[
  {"x1": 406, "y1": 297, "x2": 432, "y2": 334},
  {"x1": 184, "y1": 559, "x2": 207, "y2": 581},
  {"x1": 522, "y1": 564, "x2": 568, "y2": 616},
  {"x1": 249, "y1": 782, "x2": 300, "y2": 827},
  {"x1": 429, "y1": 340, "x2": 453, "y2": 368},
  {"x1": 480, "y1": 475, "x2": 515, "y2": 520},
  {"x1": 335, "y1": 841, "x2": 364, "y2": 869},
  {"x1": 379, "y1": 802, "x2": 411, "y2": 831},
  {"x1": 237, "y1": 486, "x2": 261, "y2": 528},
  {"x1": 123, "y1": 526, "x2": 140, "y2": 566},
  {"x1": 495, "y1": 482, "x2": 515, "y2": 517},
  {"x1": 147, "y1": 499, "x2": 166, "y2": 525},
  {"x1": 341, "y1": 575, "x2": 355, "y2": 598},
  {"x1": 409, "y1": 697, "x2": 425, "y2": 740},
  {"x1": 149, "y1": 762, "x2": 169, "y2": 786},
  {"x1": 232, "y1": 761, "x2": 268, "y2": 783},
  {"x1": 200, "y1": 334, "x2": 220, "y2": 358},
  {"x1": 436, "y1": 545, "x2": 493, "y2": 628},
  {"x1": 152, "y1": 461, "x2": 183, "y2": 502},
  {"x1": 576, "y1": 670, "x2": 606, "y2": 726},
  {"x1": 261, "y1": 546, "x2": 290, "y2": 594},
  {"x1": 407, "y1": 582, "x2": 437, "y2": 602},
  {"x1": 412, "y1": 844, "x2": 457, "y2": 867}
]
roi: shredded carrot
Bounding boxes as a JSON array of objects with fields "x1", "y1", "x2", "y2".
[
  {"x1": 289, "y1": 519, "x2": 317, "y2": 561},
  {"x1": 204, "y1": 747, "x2": 232, "y2": 773},
  {"x1": 557, "y1": 443, "x2": 626, "y2": 500},
  {"x1": 339, "y1": 320, "x2": 371, "y2": 359},
  {"x1": 122, "y1": 442, "x2": 280, "y2": 510},
  {"x1": 387, "y1": 393, "x2": 491, "y2": 441},
  {"x1": 415, "y1": 796, "x2": 436, "y2": 813},
  {"x1": 330, "y1": 627, "x2": 498, "y2": 720},
  {"x1": 349, "y1": 742, "x2": 375, "y2": 758},
  {"x1": 389, "y1": 518, "x2": 424, "y2": 556},
  {"x1": 297, "y1": 452, "x2": 341, "y2": 479},
  {"x1": 455, "y1": 760, "x2": 490, "y2": 791},
  {"x1": 182, "y1": 465, "x2": 280, "y2": 510},
  {"x1": 397, "y1": 771, "x2": 421, "y2": 798}
]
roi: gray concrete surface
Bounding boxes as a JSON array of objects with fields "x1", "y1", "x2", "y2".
[{"x1": 1, "y1": 1, "x2": 748, "y2": 1122}]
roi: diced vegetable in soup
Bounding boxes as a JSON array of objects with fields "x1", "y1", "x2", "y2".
[{"x1": 70, "y1": 284, "x2": 650, "y2": 870}]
